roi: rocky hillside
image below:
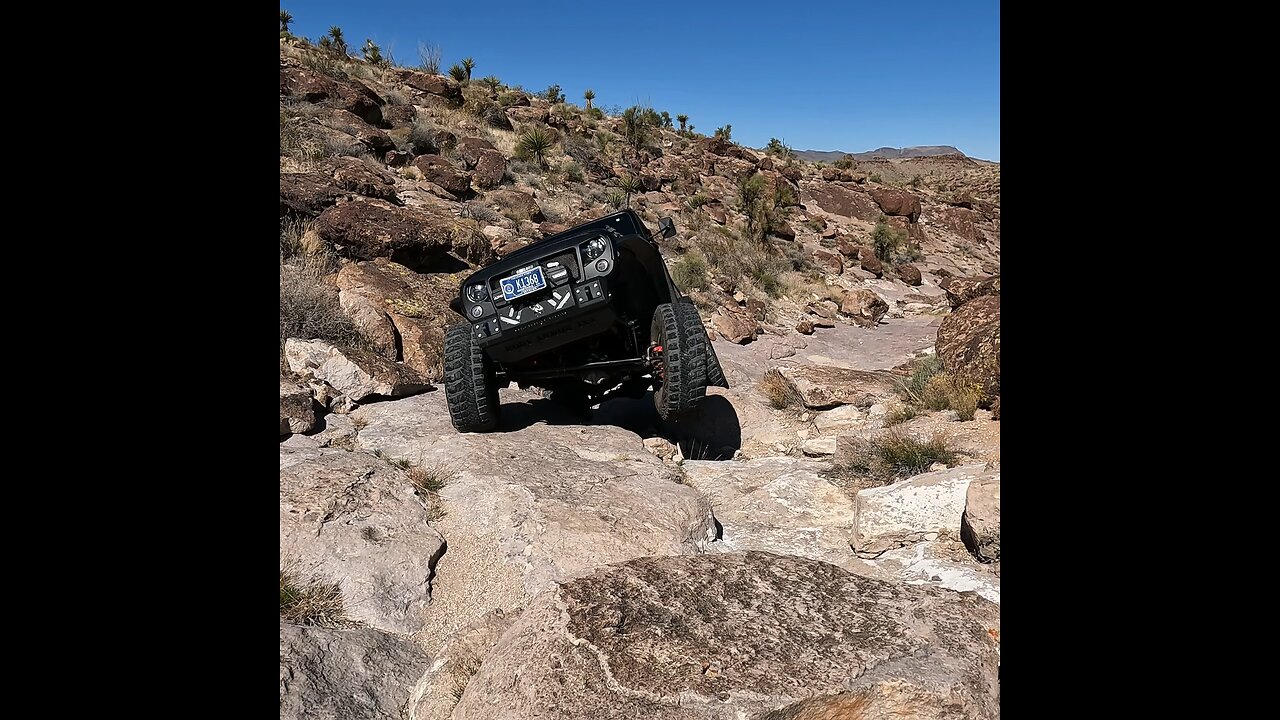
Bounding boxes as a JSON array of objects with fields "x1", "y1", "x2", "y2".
[
  {"x1": 280, "y1": 29, "x2": 1000, "y2": 720},
  {"x1": 795, "y1": 144, "x2": 969, "y2": 163}
]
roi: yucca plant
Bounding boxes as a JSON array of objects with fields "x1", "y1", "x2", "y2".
[
  {"x1": 583, "y1": 89, "x2": 595, "y2": 109},
  {"x1": 461, "y1": 57, "x2": 475, "y2": 79},
  {"x1": 326, "y1": 26, "x2": 347, "y2": 56},
  {"x1": 448, "y1": 63, "x2": 467, "y2": 82},
  {"x1": 279, "y1": 10, "x2": 292, "y2": 33},
  {"x1": 676, "y1": 114, "x2": 688, "y2": 132},
  {"x1": 515, "y1": 126, "x2": 556, "y2": 168}
]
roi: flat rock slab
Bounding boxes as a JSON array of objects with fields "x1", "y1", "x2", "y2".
[
  {"x1": 451, "y1": 552, "x2": 1001, "y2": 719},
  {"x1": 681, "y1": 457, "x2": 870, "y2": 572},
  {"x1": 280, "y1": 445, "x2": 446, "y2": 635},
  {"x1": 352, "y1": 389, "x2": 717, "y2": 602},
  {"x1": 279, "y1": 622, "x2": 429, "y2": 720},
  {"x1": 854, "y1": 464, "x2": 994, "y2": 557},
  {"x1": 870, "y1": 539, "x2": 1001, "y2": 604},
  {"x1": 772, "y1": 364, "x2": 898, "y2": 410}
]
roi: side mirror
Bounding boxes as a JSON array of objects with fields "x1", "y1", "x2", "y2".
[{"x1": 658, "y1": 217, "x2": 676, "y2": 239}]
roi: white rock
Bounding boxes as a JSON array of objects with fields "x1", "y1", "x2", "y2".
[
  {"x1": 801, "y1": 437, "x2": 837, "y2": 456},
  {"x1": 871, "y1": 540, "x2": 1001, "y2": 604},
  {"x1": 853, "y1": 464, "x2": 993, "y2": 557}
]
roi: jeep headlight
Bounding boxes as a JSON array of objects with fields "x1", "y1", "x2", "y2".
[
  {"x1": 582, "y1": 236, "x2": 608, "y2": 262},
  {"x1": 465, "y1": 284, "x2": 488, "y2": 303}
]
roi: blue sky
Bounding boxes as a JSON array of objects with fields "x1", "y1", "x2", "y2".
[{"x1": 283, "y1": 1, "x2": 1000, "y2": 161}]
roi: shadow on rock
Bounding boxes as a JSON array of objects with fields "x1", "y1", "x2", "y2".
[{"x1": 595, "y1": 393, "x2": 742, "y2": 460}]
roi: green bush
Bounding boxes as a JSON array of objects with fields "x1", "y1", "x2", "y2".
[
  {"x1": 870, "y1": 220, "x2": 906, "y2": 262},
  {"x1": 543, "y1": 84, "x2": 565, "y2": 103},
  {"x1": 671, "y1": 252, "x2": 710, "y2": 292}
]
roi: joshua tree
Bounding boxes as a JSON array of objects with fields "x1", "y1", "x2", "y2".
[
  {"x1": 661, "y1": 111, "x2": 672, "y2": 128},
  {"x1": 280, "y1": 10, "x2": 292, "y2": 33},
  {"x1": 676, "y1": 114, "x2": 688, "y2": 132},
  {"x1": 583, "y1": 89, "x2": 595, "y2": 110},
  {"x1": 461, "y1": 57, "x2": 475, "y2": 79}
]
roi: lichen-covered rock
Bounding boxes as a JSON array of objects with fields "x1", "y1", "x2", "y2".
[
  {"x1": 936, "y1": 293, "x2": 1000, "y2": 401},
  {"x1": 840, "y1": 288, "x2": 889, "y2": 327},
  {"x1": 279, "y1": 622, "x2": 429, "y2": 720},
  {"x1": 450, "y1": 552, "x2": 1000, "y2": 720}
]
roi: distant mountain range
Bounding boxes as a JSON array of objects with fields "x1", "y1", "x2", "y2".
[{"x1": 792, "y1": 146, "x2": 966, "y2": 163}]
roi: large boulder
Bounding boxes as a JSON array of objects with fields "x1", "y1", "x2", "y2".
[
  {"x1": 936, "y1": 293, "x2": 1000, "y2": 401},
  {"x1": 858, "y1": 246, "x2": 885, "y2": 277},
  {"x1": 454, "y1": 136, "x2": 498, "y2": 166},
  {"x1": 312, "y1": 199, "x2": 454, "y2": 260},
  {"x1": 280, "y1": 67, "x2": 384, "y2": 125},
  {"x1": 869, "y1": 187, "x2": 922, "y2": 221},
  {"x1": 337, "y1": 259, "x2": 464, "y2": 379},
  {"x1": 336, "y1": 290, "x2": 399, "y2": 360},
  {"x1": 280, "y1": 445, "x2": 446, "y2": 634},
  {"x1": 941, "y1": 274, "x2": 1000, "y2": 308},
  {"x1": 412, "y1": 154, "x2": 473, "y2": 197},
  {"x1": 279, "y1": 172, "x2": 344, "y2": 218},
  {"x1": 854, "y1": 464, "x2": 993, "y2": 557},
  {"x1": 279, "y1": 623, "x2": 430, "y2": 720},
  {"x1": 897, "y1": 263, "x2": 923, "y2": 286},
  {"x1": 801, "y1": 181, "x2": 882, "y2": 221},
  {"x1": 280, "y1": 378, "x2": 316, "y2": 435},
  {"x1": 471, "y1": 150, "x2": 507, "y2": 191},
  {"x1": 316, "y1": 108, "x2": 394, "y2": 154},
  {"x1": 810, "y1": 247, "x2": 844, "y2": 274},
  {"x1": 283, "y1": 338, "x2": 430, "y2": 401},
  {"x1": 962, "y1": 473, "x2": 1001, "y2": 564},
  {"x1": 319, "y1": 157, "x2": 398, "y2": 203},
  {"x1": 449, "y1": 552, "x2": 1001, "y2": 720},
  {"x1": 394, "y1": 70, "x2": 462, "y2": 101},
  {"x1": 840, "y1": 287, "x2": 890, "y2": 326},
  {"x1": 767, "y1": 365, "x2": 897, "y2": 410},
  {"x1": 710, "y1": 307, "x2": 759, "y2": 344}
]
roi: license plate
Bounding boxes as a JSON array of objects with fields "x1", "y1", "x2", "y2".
[{"x1": 501, "y1": 266, "x2": 546, "y2": 301}]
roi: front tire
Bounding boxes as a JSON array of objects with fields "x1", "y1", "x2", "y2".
[
  {"x1": 444, "y1": 324, "x2": 501, "y2": 432},
  {"x1": 652, "y1": 302, "x2": 708, "y2": 421}
]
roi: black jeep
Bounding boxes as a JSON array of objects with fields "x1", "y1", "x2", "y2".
[{"x1": 443, "y1": 209, "x2": 728, "y2": 432}]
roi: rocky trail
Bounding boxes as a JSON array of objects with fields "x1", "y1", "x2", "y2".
[
  {"x1": 279, "y1": 33, "x2": 1000, "y2": 718},
  {"x1": 280, "y1": 318, "x2": 1000, "y2": 719}
]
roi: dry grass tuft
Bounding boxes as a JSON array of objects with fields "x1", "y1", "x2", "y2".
[
  {"x1": 280, "y1": 562, "x2": 350, "y2": 627},
  {"x1": 758, "y1": 370, "x2": 802, "y2": 410},
  {"x1": 448, "y1": 649, "x2": 483, "y2": 703},
  {"x1": 831, "y1": 429, "x2": 957, "y2": 486}
]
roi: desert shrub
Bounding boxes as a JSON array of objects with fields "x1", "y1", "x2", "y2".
[
  {"x1": 833, "y1": 430, "x2": 957, "y2": 482},
  {"x1": 671, "y1": 252, "x2": 711, "y2": 293},
  {"x1": 497, "y1": 91, "x2": 524, "y2": 107},
  {"x1": 909, "y1": 173, "x2": 923, "y2": 188},
  {"x1": 685, "y1": 193, "x2": 710, "y2": 209},
  {"x1": 921, "y1": 373, "x2": 981, "y2": 421},
  {"x1": 563, "y1": 161, "x2": 584, "y2": 183},
  {"x1": 408, "y1": 463, "x2": 456, "y2": 495},
  {"x1": 883, "y1": 403, "x2": 918, "y2": 427},
  {"x1": 714, "y1": 124, "x2": 732, "y2": 141},
  {"x1": 479, "y1": 75, "x2": 502, "y2": 91},
  {"x1": 606, "y1": 189, "x2": 626, "y2": 209},
  {"x1": 280, "y1": 565, "x2": 349, "y2": 627},
  {"x1": 280, "y1": 110, "x2": 330, "y2": 164},
  {"x1": 514, "y1": 126, "x2": 556, "y2": 167},
  {"x1": 409, "y1": 119, "x2": 443, "y2": 154},
  {"x1": 448, "y1": 63, "x2": 467, "y2": 82},
  {"x1": 835, "y1": 154, "x2": 855, "y2": 169},
  {"x1": 361, "y1": 39, "x2": 388, "y2": 67},
  {"x1": 896, "y1": 354, "x2": 943, "y2": 403},
  {"x1": 585, "y1": 106, "x2": 604, "y2": 120},
  {"x1": 758, "y1": 370, "x2": 802, "y2": 410},
  {"x1": 698, "y1": 225, "x2": 789, "y2": 298},
  {"x1": 543, "y1": 84, "x2": 565, "y2": 103},
  {"x1": 417, "y1": 42, "x2": 442, "y2": 73},
  {"x1": 766, "y1": 137, "x2": 794, "y2": 157},
  {"x1": 870, "y1": 220, "x2": 906, "y2": 262},
  {"x1": 280, "y1": 258, "x2": 358, "y2": 347},
  {"x1": 869, "y1": 173, "x2": 882, "y2": 183}
]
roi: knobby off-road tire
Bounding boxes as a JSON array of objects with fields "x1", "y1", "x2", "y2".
[
  {"x1": 652, "y1": 302, "x2": 708, "y2": 421},
  {"x1": 680, "y1": 297, "x2": 729, "y2": 389},
  {"x1": 443, "y1": 323, "x2": 501, "y2": 432}
]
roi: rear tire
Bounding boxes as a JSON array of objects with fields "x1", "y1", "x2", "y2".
[
  {"x1": 681, "y1": 296, "x2": 728, "y2": 388},
  {"x1": 652, "y1": 302, "x2": 707, "y2": 421},
  {"x1": 444, "y1": 324, "x2": 501, "y2": 432}
]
